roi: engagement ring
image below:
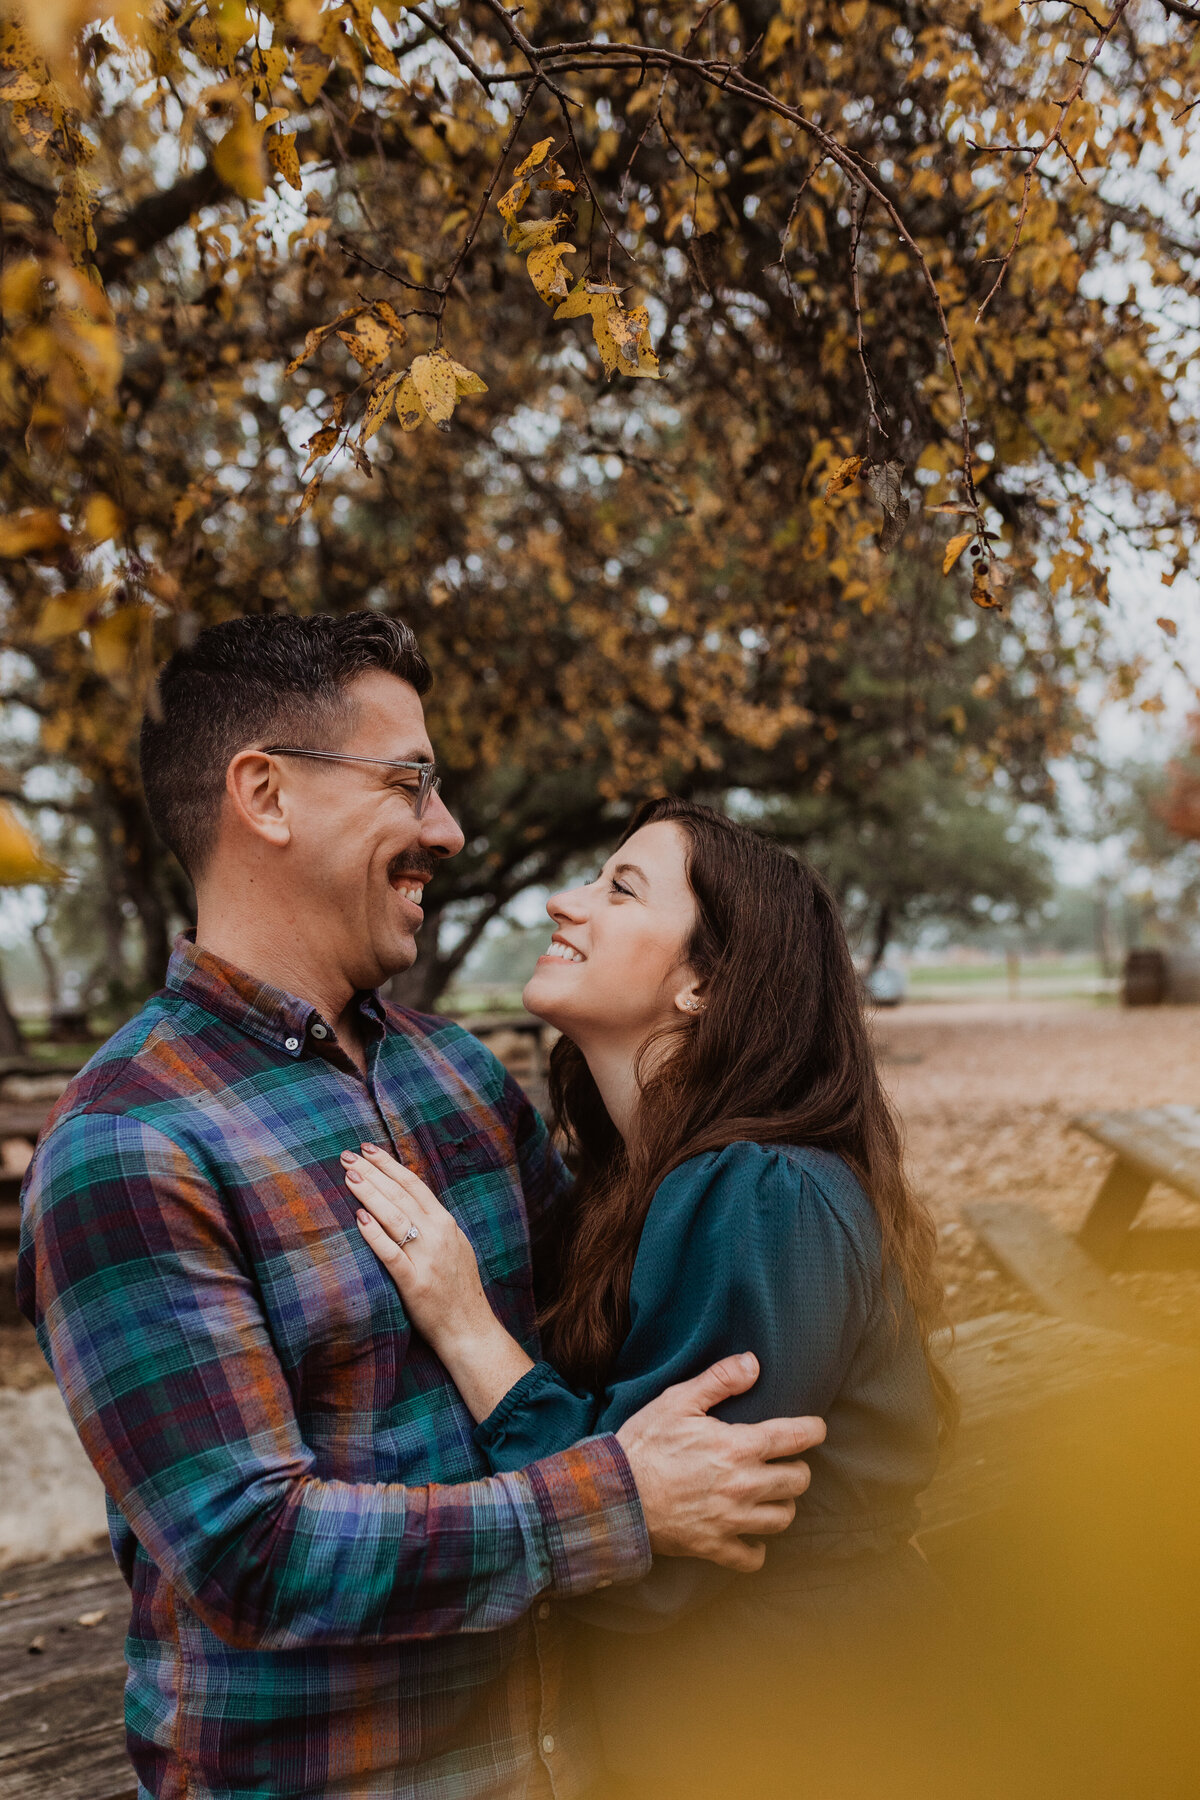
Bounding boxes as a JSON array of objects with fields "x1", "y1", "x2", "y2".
[{"x1": 402, "y1": 1225, "x2": 420, "y2": 1245}]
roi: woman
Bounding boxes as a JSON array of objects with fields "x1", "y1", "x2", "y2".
[{"x1": 344, "y1": 800, "x2": 954, "y2": 1798}]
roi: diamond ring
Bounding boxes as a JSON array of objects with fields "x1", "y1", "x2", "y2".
[{"x1": 402, "y1": 1225, "x2": 420, "y2": 1245}]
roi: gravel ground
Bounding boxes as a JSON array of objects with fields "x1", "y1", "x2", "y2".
[
  {"x1": 877, "y1": 999, "x2": 1200, "y2": 1343},
  {"x1": 4, "y1": 997, "x2": 1199, "y2": 1390}
]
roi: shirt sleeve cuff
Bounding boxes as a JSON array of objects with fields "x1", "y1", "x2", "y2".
[
  {"x1": 524, "y1": 1433, "x2": 652, "y2": 1598},
  {"x1": 474, "y1": 1359, "x2": 562, "y2": 1450}
]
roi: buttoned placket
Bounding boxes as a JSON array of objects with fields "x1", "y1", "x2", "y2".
[{"x1": 530, "y1": 1599, "x2": 566, "y2": 1800}]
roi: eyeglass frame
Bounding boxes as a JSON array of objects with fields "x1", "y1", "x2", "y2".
[{"x1": 261, "y1": 747, "x2": 442, "y2": 818}]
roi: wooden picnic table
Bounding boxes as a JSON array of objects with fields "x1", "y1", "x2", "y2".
[
  {"x1": 1072, "y1": 1104, "x2": 1200, "y2": 1270},
  {"x1": 964, "y1": 1104, "x2": 1200, "y2": 1345}
]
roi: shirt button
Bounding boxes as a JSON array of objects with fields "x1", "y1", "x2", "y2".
[
  {"x1": 541, "y1": 1735, "x2": 555, "y2": 1756},
  {"x1": 537, "y1": 1601, "x2": 551, "y2": 1621},
  {"x1": 310, "y1": 1022, "x2": 329, "y2": 1040},
  {"x1": 284, "y1": 1037, "x2": 300, "y2": 1052}
]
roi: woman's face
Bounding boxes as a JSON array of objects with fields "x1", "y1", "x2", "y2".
[{"x1": 523, "y1": 821, "x2": 701, "y2": 1042}]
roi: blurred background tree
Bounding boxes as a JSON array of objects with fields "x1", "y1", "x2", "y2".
[{"x1": 0, "y1": 0, "x2": 1195, "y2": 1009}]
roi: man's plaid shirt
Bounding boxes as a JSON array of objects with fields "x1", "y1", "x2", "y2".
[{"x1": 17, "y1": 937, "x2": 650, "y2": 1800}]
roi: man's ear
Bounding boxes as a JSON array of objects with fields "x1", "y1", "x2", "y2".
[{"x1": 226, "y1": 751, "x2": 292, "y2": 849}]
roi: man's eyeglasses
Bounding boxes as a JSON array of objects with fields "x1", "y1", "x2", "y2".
[{"x1": 262, "y1": 748, "x2": 442, "y2": 818}]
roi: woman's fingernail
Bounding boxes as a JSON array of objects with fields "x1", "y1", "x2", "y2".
[
  {"x1": 357, "y1": 1209, "x2": 371, "y2": 1227},
  {"x1": 361, "y1": 1141, "x2": 380, "y2": 1152},
  {"x1": 340, "y1": 1151, "x2": 357, "y2": 1164},
  {"x1": 346, "y1": 1167, "x2": 363, "y2": 1184}
]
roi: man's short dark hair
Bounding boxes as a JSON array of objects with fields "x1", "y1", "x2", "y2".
[{"x1": 140, "y1": 612, "x2": 432, "y2": 877}]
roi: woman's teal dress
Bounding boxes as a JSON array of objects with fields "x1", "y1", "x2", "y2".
[{"x1": 474, "y1": 1143, "x2": 948, "y2": 1798}]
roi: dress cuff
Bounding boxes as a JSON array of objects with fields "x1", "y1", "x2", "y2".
[
  {"x1": 525, "y1": 1434, "x2": 652, "y2": 1598},
  {"x1": 474, "y1": 1360, "x2": 563, "y2": 1450}
]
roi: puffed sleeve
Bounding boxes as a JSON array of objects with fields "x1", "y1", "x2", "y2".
[{"x1": 477, "y1": 1140, "x2": 871, "y2": 1463}]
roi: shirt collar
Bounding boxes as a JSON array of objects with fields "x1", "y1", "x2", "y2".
[{"x1": 165, "y1": 932, "x2": 386, "y2": 1060}]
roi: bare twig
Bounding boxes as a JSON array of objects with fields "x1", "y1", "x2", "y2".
[
  {"x1": 337, "y1": 237, "x2": 441, "y2": 296},
  {"x1": 849, "y1": 186, "x2": 888, "y2": 439},
  {"x1": 433, "y1": 75, "x2": 542, "y2": 344},
  {"x1": 975, "y1": 0, "x2": 1131, "y2": 320}
]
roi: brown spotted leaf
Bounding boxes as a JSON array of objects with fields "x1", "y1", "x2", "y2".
[
  {"x1": 395, "y1": 373, "x2": 425, "y2": 432},
  {"x1": 824, "y1": 456, "x2": 863, "y2": 499},
  {"x1": 864, "y1": 459, "x2": 910, "y2": 552}
]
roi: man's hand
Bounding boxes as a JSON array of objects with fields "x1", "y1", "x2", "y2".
[{"x1": 615, "y1": 1353, "x2": 825, "y2": 1573}]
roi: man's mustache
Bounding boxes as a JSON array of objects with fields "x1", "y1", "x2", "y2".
[{"x1": 387, "y1": 851, "x2": 438, "y2": 885}]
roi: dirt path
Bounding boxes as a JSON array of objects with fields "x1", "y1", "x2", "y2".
[{"x1": 878, "y1": 999, "x2": 1200, "y2": 1340}]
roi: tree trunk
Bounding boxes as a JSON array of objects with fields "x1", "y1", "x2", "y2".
[
  {"x1": 868, "y1": 900, "x2": 893, "y2": 973},
  {"x1": 31, "y1": 921, "x2": 61, "y2": 1013},
  {"x1": 0, "y1": 958, "x2": 25, "y2": 1057},
  {"x1": 102, "y1": 782, "x2": 173, "y2": 992}
]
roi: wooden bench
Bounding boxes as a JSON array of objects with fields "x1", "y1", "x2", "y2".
[{"x1": 3, "y1": 1307, "x2": 1194, "y2": 1798}]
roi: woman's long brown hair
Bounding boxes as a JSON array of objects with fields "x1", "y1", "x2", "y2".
[{"x1": 536, "y1": 797, "x2": 956, "y2": 1433}]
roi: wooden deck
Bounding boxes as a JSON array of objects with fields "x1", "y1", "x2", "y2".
[{"x1": 0, "y1": 1552, "x2": 132, "y2": 1799}]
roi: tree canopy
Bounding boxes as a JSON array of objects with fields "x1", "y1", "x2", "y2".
[{"x1": 0, "y1": 0, "x2": 1195, "y2": 1001}]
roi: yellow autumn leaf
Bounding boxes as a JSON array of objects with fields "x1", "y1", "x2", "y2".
[
  {"x1": 0, "y1": 66, "x2": 42, "y2": 102},
  {"x1": 497, "y1": 177, "x2": 531, "y2": 227},
  {"x1": 213, "y1": 109, "x2": 266, "y2": 202},
  {"x1": 83, "y1": 494, "x2": 123, "y2": 542},
  {"x1": 394, "y1": 373, "x2": 424, "y2": 431},
  {"x1": 373, "y1": 300, "x2": 408, "y2": 343},
  {"x1": 527, "y1": 241, "x2": 575, "y2": 304},
  {"x1": 511, "y1": 137, "x2": 555, "y2": 182},
  {"x1": 337, "y1": 314, "x2": 391, "y2": 369},
  {"x1": 90, "y1": 606, "x2": 152, "y2": 685},
  {"x1": 303, "y1": 424, "x2": 339, "y2": 472},
  {"x1": 0, "y1": 801, "x2": 61, "y2": 886},
  {"x1": 31, "y1": 587, "x2": 105, "y2": 643},
  {"x1": 360, "y1": 372, "x2": 401, "y2": 442},
  {"x1": 0, "y1": 257, "x2": 41, "y2": 316},
  {"x1": 970, "y1": 562, "x2": 1001, "y2": 608},
  {"x1": 0, "y1": 509, "x2": 67, "y2": 557},
  {"x1": 267, "y1": 131, "x2": 302, "y2": 190},
  {"x1": 507, "y1": 215, "x2": 571, "y2": 254},
  {"x1": 942, "y1": 531, "x2": 972, "y2": 574},
  {"x1": 447, "y1": 359, "x2": 487, "y2": 397},
  {"x1": 824, "y1": 456, "x2": 864, "y2": 499},
  {"x1": 761, "y1": 17, "x2": 792, "y2": 66},
  {"x1": 251, "y1": 43, "x2": 288, "y2": 90},
  {"x1": 292, "y1": 472, "x2": 323, "y2": 520},
  {"x1": 616, "y1": 304, "x2": 660, "y2": 379},
  {"x1": 291, "y1": 41, "x2": 331, "y2": 103},
  {"x1": 410, "y1": 351, "x2": 458, "y2": 428},
  {"x1": 553, "y1": 281, "x2": 622, "y2": 322},
  {"x1": 590, "y1": 306, "x2": 622, "y2": 379},
  {"x1": 12, "y1": 98, "x2": 56, "y2": 157}
]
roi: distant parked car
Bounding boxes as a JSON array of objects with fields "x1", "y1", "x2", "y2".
[{"x1": 863, "y1": 964, "x2": 907, "y2": 1007}]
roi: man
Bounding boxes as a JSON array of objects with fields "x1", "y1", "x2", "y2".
[{"x1": 18, "y1": 613, "x2": 823, "y2": 1800}]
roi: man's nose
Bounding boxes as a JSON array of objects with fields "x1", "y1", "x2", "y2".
[{"x1": 419, "y1": 791, "x2": 465, "y2": 859}]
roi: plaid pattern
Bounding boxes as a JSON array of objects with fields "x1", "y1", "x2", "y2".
[{"x1": 17, "y1": 937, "x2": 649, "y2": 1800}]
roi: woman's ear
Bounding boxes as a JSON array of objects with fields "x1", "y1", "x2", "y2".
[
  {"x1": 673, "y1": 978, "x2": 706, "y2": 1016},
  {"x1": 226, "y1": 750, "x2": 292, "y2": 849}
]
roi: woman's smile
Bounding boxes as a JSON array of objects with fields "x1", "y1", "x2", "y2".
[{"x1": 539, "y1": 935, "x2": 587, "y2": 965}]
